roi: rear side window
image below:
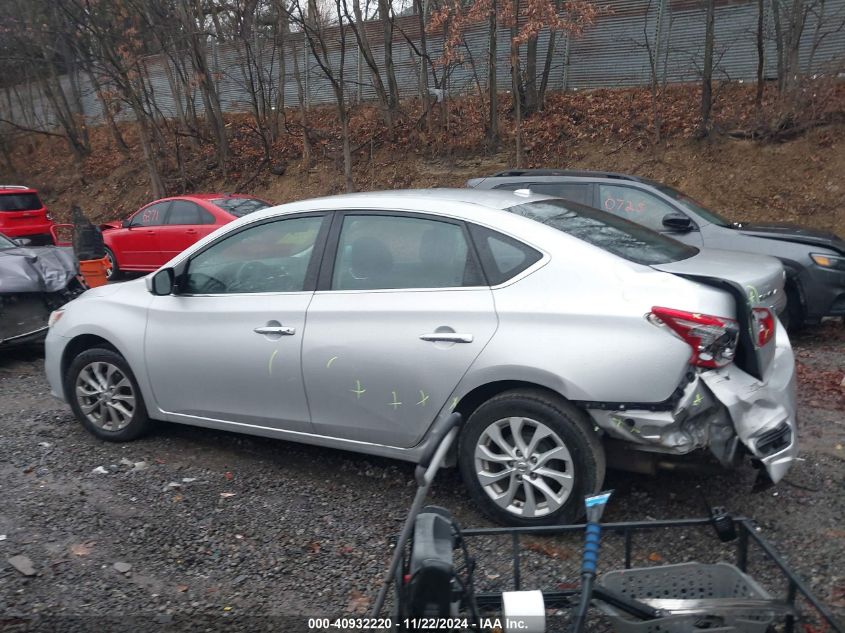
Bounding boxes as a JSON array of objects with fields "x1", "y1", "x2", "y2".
[
  {"x1": 167, "y1": 200, "x2": 215, "y2": 225},
  {"x1": 506, "y1": 199, "x2": 698, "y2": 265},
  {"x1": 0, "y1": 193, "x2": 42, "y2": 211},
  {"x1": 331, "y1": 215, "x2": 482, "y2": 291},
  {"x1": 213, "y1": 197, "x2": 270, "y2": 217},
  {"x1": 469, "y1": 224, "x2": 542, "y2": 285}
]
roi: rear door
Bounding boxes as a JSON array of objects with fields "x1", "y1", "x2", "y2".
[
  {"x1": 301, "y1": 211, "x2": 498, "y2": 448},
  {"x1": 111, "y1": 201, "x2": 170, "y2": 268},
  {"x1": 157, "y1": 199, "x2": 219, "y2": 263}
]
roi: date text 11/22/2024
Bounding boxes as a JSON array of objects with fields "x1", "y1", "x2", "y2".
[{"x1": 307, "y1": 617, "x2": 531, "y2": 631}]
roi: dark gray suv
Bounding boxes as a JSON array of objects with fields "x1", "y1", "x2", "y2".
[{"x1": 467, "y1": 170, "x2": 845, "y2": 328}]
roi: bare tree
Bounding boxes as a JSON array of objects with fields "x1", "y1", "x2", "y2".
[{"x1": 698, "y1": 0, "x2": 715, "y2": 137}]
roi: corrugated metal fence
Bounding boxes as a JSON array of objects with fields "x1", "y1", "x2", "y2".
[{"x1": 2, "y1": 0, "x2": 844, "y2": 131}]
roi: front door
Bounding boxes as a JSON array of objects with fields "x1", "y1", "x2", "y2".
[
  {"x1": 145, "y1": 214, "x2": 328, "y2": 432},
  {"x1": 302, "y1": 212, "x2": 498, "y2": 448},
  {"x1": 115, "y1": 201, "x2": 170, "y2": 268}
]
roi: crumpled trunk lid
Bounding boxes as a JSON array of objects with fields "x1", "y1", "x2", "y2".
[{"x1": 651, "y1": 248, "x2": 783, "y2": 380}]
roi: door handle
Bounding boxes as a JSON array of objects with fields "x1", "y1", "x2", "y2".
[
  {"x1": 420, "y1": 333, "x2": 473, "y2": 344},
  {"x1": 254, "y1": 326, "x2": 296, "y2": 336}
]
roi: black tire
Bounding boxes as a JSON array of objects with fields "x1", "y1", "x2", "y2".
[
  {"x1": 783, "y1": 281, "x2": 805, "y2": 334},
  {"x1": 65, "y1": 348, "x2": 151, "y2": 442},
  {"x1": 104, "y1": 247, "x2": 122, "y2": 281},
  {"x1": 458, "y1": 389, "x2": 605, "y2": 526}
]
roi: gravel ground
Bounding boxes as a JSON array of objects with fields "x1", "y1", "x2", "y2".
[{"x1": 0, "y1": 323, "x2": 843, "y2": 632}]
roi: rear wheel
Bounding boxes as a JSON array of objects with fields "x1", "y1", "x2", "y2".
[
  {"x1": 104, "y1": 247, "x2": 122, "y2": 281},
  {"x1": 458, "y1": 389, "x2": 605, "y2": 526},
  {"x1": 65, "y1": 348, "x2": 151, "y2": 442}
]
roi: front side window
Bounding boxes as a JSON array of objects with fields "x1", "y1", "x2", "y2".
[
  {"x1": 598, "y1": 184, "x2": 679, "y2": 232},
  {"x1": 331, "y1": 215, "x2": 480, "y2": 291},
  {"x1": 131, "y1": 202, "x2": 168, "y2": 227},
  {"x1": 182, "y1": 216, "x2": 323, "y2": 294},
  {"x1": 647, "y1": 182, "x2": 732, "y2": 227},
  {"x1": 506, "y1": 198, "x2": 698, "y2": 265}
]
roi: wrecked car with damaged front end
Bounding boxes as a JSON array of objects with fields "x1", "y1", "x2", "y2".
[{"x1": 0, "y1": 232, "x2": 85, "y2": 347}]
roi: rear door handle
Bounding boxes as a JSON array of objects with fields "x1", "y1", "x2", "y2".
[
  {"x1": 254, "y1": 326, "x2": 296, "y2": 336},
  {"x1": 420, "y1": 333, "x2": 473, "y2": 344}
]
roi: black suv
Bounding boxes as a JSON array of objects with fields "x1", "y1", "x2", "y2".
[{"x1": 467, "y1": 170, "x2": 845, "y2": 328}]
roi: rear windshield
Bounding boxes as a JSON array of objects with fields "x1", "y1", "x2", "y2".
[
  {"x1": 506, "y1": 198, "x2": 698, "y2": 265},
  {"x1": 212, "y1": 197, "x2": 270, "y2": 217},
  {"x1": 0, "y1": 193, "x2": 42, "y2": 211}
]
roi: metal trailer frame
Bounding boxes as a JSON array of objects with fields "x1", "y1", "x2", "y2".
[{"x1": 462, "y1": 517, "x2": 843, "y2": 632}]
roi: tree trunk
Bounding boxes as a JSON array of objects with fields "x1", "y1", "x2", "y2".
[
  {"x1": 415, "y1": 0, "x2": 432, "y2": 130},
  {"x1": 523, "y1": 35, "x2": 539, "y2": 115},
  {"x1": 136, "y1": 116, "x2": 165, "y2": 198},
  {"x1": 348, "y1": 0, "x2": 394, "y2": 132},
  {"x1": 488, "y1": 0, "x2": 498, "y2": 150},
  {"x1": 511, "y1": 0, "x2": 522, "y2": 166},
  {"x1": 291, "y1": 42, "x2": 312, "y2": 168},
  {"x1": 341, "y1": 111, "x2": 353, "y2": 192},
  {"x1": 379, "y1": 0, "x2": 400, "y2": 113},
  {"x1": 89, "y1": 72, "x2": 129, "y2": 154},
  {"x1": 756, "y1": 0, "x2": 765, "y2": 113},
  {"x1": 699, "y1": 0, "x2": 715, "y2": 137}
]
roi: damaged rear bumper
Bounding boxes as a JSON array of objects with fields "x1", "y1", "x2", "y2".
[{"x1": 589, "y1": 325, "x2": 798, "y2": 483}]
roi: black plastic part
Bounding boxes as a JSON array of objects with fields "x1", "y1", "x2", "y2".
[
  {"x1": 406, "y1": 508, "x2": 457, "y2": 619},
  {"x1": 415, "y1": 412, "x2": 462, "y2": 475},
  {"x1": 710, "y1": 506, "x2": 738, "y2": 543}
]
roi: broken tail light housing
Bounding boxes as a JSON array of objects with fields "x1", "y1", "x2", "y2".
[
  {"x1": 649, "y1": 307, "x2": 739, "y2": 368},
  {"x1": 751, "y1": 307, "x2": 775, "y2": 348}
]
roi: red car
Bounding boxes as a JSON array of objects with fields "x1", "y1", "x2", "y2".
[
  {"x1": 101, "y1": 194, "x2": 272, "y2": 279},
  {"x1": 0, "y1": 185, "x2": 55, "y2": 245}
]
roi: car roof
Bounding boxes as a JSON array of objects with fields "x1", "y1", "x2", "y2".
[
  {"x1": 486, "y1": 169, "x2": 645, "y2": 182},
  {"x1": 0, "y1": 185, "x2": 38, "y2": 194},
  {"x1": 272, "y1": 187, "x2": 554, "y2": 213}
]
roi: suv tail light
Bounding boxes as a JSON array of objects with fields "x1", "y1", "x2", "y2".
[
  {"x1": 752, "y1": 307, "x2": 775, "y2": 348},
  {"x1": 648, "y1": 307, "x2": 739, "y2": 368}
]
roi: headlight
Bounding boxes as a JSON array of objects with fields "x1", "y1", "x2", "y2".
[
  {"x1": 48, "y1": 309, "x2": 64, "y2": 327},
  {"x1": 810, "y1": 253, "x2": 845, "y2": 271}
]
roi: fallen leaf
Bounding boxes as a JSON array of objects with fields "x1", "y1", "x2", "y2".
[
  {"x1": 176, "y1": 584, "x2": 189, "y2": 593},
  {"x1": 306, "y1": 541, "x2": 321, "y2": 554},
  {"x1": 220, "y1": 492, "x2": 236, "y2": 498},
  {"x1": 70, "y1": 542, "x2": 95, "y2": 557},
  {"x1": 648, "y1": 552, "x2": 663, "y2": 562},
  {"x1": 224, "y1": 472, "x2": 234, "y2": 481},
  {"x1": 347, "y1": 589, "x2": 370, "y2": 614},
  {"x1": 524, "y1": 539, "x2": 572, "y2": 560}
]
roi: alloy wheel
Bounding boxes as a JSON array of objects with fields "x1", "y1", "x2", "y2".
[
  {"x1": 74, "y1": 361, "x2": 136, "y2": 431},
  {"x1": 474, "y1": 416, "x2": 574, "y2": 518}
]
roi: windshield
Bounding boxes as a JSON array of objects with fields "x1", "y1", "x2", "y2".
[
  {"x1": 0, "y1": 233, "x2": 17, "y2": 248},
  {"x1": 506, "y1": 198, "x2": 699, "y2": 265},
  {"x1": 212, "y1": 197, "x2": 270, "y2": 217},
  {"x1": 647, "y1": 182, "x2": 732, "y2": 227},
  {"x1": 0, "y1": 192, "x2": 42, "y2": 211}
]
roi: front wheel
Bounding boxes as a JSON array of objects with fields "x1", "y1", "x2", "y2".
[
  {"x1": 458, "y1": 389, "x2": 605, "y2": 526},
  {"x1": 65, "y1": 348, "x2": 151, "y2": 442},
  {"x1": 104, "y1": 247, "x2": 122, "y2": 281}
]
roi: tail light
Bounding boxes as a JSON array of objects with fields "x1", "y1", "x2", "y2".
[
  {"x1": 648, "y1": 307, "x2": 739, "y2": 368},
  {"x1": 752, "y1": 307, "x2": 775, "y2": 348}
]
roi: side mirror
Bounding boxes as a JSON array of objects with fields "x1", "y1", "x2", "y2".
[
  {"x1": 662, "y1": 213, "x2": 694, "y2": 232},
  {"x1": 14, "y1": 237, "x2": 33, "y2": 246},
  {"x1": 147, "y1": 268, "x2": 175, "y2": 296}
]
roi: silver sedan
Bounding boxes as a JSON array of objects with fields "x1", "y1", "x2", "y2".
[{"x1": 44, "y1": 189, "x2": 797, "y2": 525}]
